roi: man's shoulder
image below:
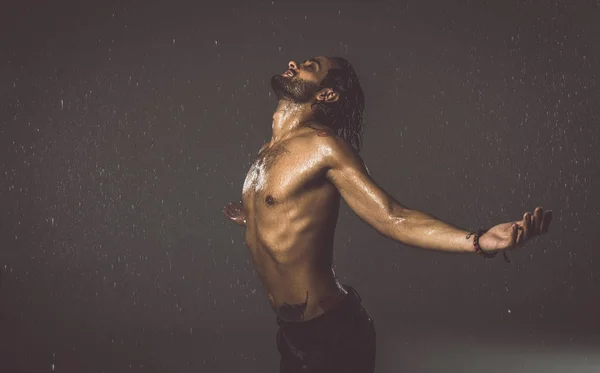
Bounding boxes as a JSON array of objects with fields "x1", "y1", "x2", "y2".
[{"x1": 300, "y1": 124, "x2": 362, "y2": 169}]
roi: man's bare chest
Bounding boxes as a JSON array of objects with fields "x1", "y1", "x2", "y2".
[
  {"x1": 242, "y1": 141, "x2": 321, "y2": 201},
  {"x1": 243, "y1": 143, "x2": 289, "y2": 196},
  {"x1": 256, "y1": 142, "x2": 290, "y2": 174}
]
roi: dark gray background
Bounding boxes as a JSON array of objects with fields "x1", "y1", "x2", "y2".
[{"x1": 1, "y1": 0, "x2": 599, "y2": 372}]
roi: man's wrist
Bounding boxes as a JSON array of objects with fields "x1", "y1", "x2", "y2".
[
  {"x1": 463, "y1": 229, "x2": 495, "y2": 254},
  {"x1": 463, "y1": 230, "x2": 476, "y2": 253}
]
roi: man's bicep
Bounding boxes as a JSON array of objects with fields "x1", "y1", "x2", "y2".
[{"x1": 324, "y1": 139, "x2": 406, "y2": 231}]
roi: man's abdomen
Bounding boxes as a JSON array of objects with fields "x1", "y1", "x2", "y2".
[
  {"x1": 244, "y1": 182, "x2": 343, "y2": 321},
  {"x1": 245, "y1": 229, "x2": 344, "y2": 321}
]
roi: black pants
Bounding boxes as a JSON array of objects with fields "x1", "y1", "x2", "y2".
[{"x1": 276, "y1": 285, "x2": 376, "y2": 373}]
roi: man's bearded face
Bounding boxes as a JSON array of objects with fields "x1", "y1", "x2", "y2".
[{"x1": 270, "y1": 74, "x2": 321, "y2": 103}]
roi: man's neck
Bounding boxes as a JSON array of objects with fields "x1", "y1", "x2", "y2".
[{"x1": 271, "y1": 100, "x2": 316, "y2": 142}]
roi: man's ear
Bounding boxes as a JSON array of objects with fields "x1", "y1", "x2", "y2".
[{"x1": 316, "y1": 88, "x2": 339, "y2": 103}]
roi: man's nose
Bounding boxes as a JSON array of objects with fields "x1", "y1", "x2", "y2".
[{"x1": 288, "y1": 61, "x2": 297, "y2": 70}]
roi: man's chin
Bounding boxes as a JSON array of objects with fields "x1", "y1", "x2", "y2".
[
  {"x1": 270, "y1": 75, "x2": 315, "y2": 103},
  {"x1": 270, "y1": 76, "x2": 292, "y2": 100},
  {"x1": 271, "y1": 74, "x2": 288, "y2": 87}
]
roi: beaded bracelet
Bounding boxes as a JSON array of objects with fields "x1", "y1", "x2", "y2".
[
  {"x1": 466, "y1": 229, "x2": 512, "y2": 263},
  {"x1": 467, "y1": 229, "x2": 496, "y2": 258}
]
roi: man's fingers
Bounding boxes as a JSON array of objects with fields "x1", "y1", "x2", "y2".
[
  {"x1": 540, "y1": 210, "x2": 553, "y2": 234},
  {"x1": 533, "y1": 207, "x2": 544, "y2": 235},
  {"x1": 517, "y1": 224, "x2": 525, "y2": 246},
  {"x1": 225, "y1": 201, "x2": 246, "y2": 224},
  {"x1": 224, "y1": 204, "x2": 238, "y2": 217},
  {"x1": 510, "y1": 224, "x2": 519, "y2": 248},
  {"x1": 224, "y1": 210, "x2": 240, "y2": 221},
  {"x1": 522, "y1": 212, "x2": 531, "y2": 243},
  {"x1": 228, "y1": 202, "x2": 242, "y2": 212},
  {"x1": 224, "y1": 202, "x2": 241, "y2": 213}
]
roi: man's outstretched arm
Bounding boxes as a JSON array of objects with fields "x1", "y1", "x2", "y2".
[{"x1": 321, "y1": 136, "x2": 552, "y2": 253}]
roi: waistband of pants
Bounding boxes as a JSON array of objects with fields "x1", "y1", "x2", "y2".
[{"x1": 276, "y1": 284, "x2": 362, "y2": 328}]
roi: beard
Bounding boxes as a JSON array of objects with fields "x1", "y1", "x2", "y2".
[{"x1": 270, "y1": 75, "x2": 320, "y2": 103}]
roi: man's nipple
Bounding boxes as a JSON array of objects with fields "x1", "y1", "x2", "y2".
[{"x1": 265, "y1": 195, "x2": 275, "y2": 205}]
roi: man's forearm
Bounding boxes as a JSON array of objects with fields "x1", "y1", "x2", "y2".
[{"x1": 384, "y1": 208, "x2": 475, "y2": 253}]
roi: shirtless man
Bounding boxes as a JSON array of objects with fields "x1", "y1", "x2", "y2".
[{"x1": 223, "y1": 56, "x2": 553, "y2": 373}]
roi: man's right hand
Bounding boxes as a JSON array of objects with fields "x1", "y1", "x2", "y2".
[{"x1": 223, "y1": 201, "x2": 247, "y2": 226}]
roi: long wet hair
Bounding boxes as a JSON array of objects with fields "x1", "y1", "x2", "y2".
[{"x1": 312, "y1": 57, "x2": 365, "y2": 152}]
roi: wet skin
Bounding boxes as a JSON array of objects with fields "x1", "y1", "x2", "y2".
[
  {"x1": 240, "y1": 124, "x2": 348, "y2": 322},
  {"x1": 222, "y1": 56, "x2": 554, "y2": 322},
  {"x1": 223, "y1": 56, "x2": 354, "y2": 322}
]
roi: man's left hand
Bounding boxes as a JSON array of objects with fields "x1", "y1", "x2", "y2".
[{"x1": 479, "y1": 206, "x2": 553, "y2": 253}]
